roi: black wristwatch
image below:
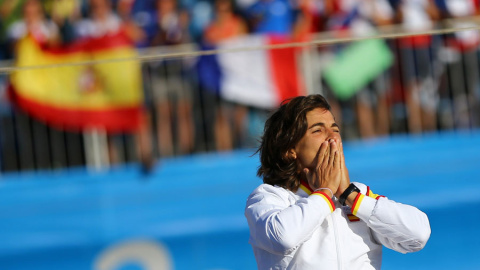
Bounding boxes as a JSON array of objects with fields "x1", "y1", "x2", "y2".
[{"x1": 339, "y1": 183, "x2": 360, "y2": 206}]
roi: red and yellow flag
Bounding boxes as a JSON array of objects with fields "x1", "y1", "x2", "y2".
[{"x1": 9, "y1": 30, "x2": 144, "y2": 133}]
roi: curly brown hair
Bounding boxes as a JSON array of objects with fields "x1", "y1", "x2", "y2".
[{"x1": 256, "y1": 95, "x2": 331, "y2": 192}]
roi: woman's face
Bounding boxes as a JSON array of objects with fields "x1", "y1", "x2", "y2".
[{"x1": 291, "y1": 108, "x2": 341, "y2": 170}]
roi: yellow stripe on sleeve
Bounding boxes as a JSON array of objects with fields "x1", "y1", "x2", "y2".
[
  {"x1": 367, "y1": 187, "x2": 382, "y2": 200},
  {"x1": 351, "y1": 193, "x2": 365, "y2": 216},
  {"x1": 312, "y1": 191, "x2": 335, "y2": 212},
  {"x1": 299, "y1": 184, "x2": 312, "y2": 195}
]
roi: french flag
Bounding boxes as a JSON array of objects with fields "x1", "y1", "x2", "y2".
[{"x1": 197, "y1": 34, "x2": 305, "y2": 108}]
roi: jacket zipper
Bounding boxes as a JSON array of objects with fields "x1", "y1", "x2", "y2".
[{"x1": 331, "y1": 213, "x2": 343, "y2": 270}]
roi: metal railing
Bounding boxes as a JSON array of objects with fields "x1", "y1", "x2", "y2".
[{"x1": 1, "y1": 19, "x2": 480, "y2": 174}]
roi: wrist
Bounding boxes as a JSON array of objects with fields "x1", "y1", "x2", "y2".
[
  {"x1": 335, "y1": 183, "x2": 349, "y2": 198},
  {"x1": 338, "y1": 183, "x2": 360, "y2": 206},
  {"x1": 344, "y1": 191, "x2": 359, "y2": 207},
  {"x1": 335, "y1": 187, "x2": 345, "y2": 198},
  {"x1": 314, "y1": 187, "x2": 333, "y2": 198}
]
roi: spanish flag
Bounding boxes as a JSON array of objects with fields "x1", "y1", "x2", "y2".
[{"x1": 9, "y1": 31, "x2": 144, "y2": 133}]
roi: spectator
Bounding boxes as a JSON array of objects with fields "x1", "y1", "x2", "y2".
[
  {"x1": 1, "y1": 0, "x2": 23, "y2": 59},
  {"x1": 202, "y1": 0, "x2": 249, "y2": 151},
  {"x1": 116, "y1": 0, "x2": 135, "y2": 20},
  {"x1": 75, "y1": 0, "x2": 143, "y2": 43},
  {"x1": 292, "y1": 0, "x2": 328, "y2": 40},
  {"x1": 204, "y1": 0, "x2": 247, "y2": 43},
  {"x1": 148, "y1": 0, "x2": 195, "y2": 156},
  {"x1": 7, "y1": 0, "x2": 60, "y2": 51},
  {"x1": 246, "y1": 0, "x2": 296, "y2": 35},
  {"x1": 188, "y1": 0, "x2": 214, "y2": 43},
  {"x1": 44, "y1": 0, "x2": 81, "y2": 44},
  {"x1": 150, "y1": 0, "x2": 190, "y2": 46},
  {"x1": 108, "y1": 0, "x2": 160, "y2": 48},
  {"x1": 76, "y1": 0, "x2": 118, "y2": 38},
  {"x1": 355, "y1": 0, "x2": 395, "y2": 138},
  {"x1": 115, "y1": 0, "x2": 146, "y2": 47},
  {"x1": 436, "y1": 0, "x2": 480, "y2": 128},
  {"x1": 394, "y1": 0, "x2": 440, "y2": 133}
]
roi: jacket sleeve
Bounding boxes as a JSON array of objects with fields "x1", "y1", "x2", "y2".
[
  {"x1": 244, "y1": 184, "x2": 335, "y2": 255},
  {"x1": 351, "y1": 182, "x2": 432, "y2": 254}
]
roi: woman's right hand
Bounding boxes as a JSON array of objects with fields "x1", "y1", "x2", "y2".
[{"x1": 303, "y1": 139, "x2": 341, "y2": 197}]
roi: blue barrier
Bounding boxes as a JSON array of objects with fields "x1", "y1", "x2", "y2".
[{"x1": 0, "y1": 130, "x2": 479, "y2": 269}]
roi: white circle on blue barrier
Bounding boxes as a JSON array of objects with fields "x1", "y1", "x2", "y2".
[{"x1": 93, "y1": 239, "x2": 172, "y2": 270}]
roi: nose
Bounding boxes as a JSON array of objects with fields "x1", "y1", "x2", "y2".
[{"x1": 326, "y1": 130, "x2": 341, "y2": 143}]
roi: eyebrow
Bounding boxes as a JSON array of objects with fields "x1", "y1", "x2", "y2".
[{"x1": 308, "y1": 122, "x2": 340, "y2": 130}]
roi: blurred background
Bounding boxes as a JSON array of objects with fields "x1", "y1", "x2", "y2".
[{"x1": 0, "y1": 0, "x2": 480, "y2": 269}]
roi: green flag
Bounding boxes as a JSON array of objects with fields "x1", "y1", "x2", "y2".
[{"x1": 323, "y1": 39, "x2": 393, "y2": 100}]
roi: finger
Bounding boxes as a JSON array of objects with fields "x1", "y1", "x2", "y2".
[
  {"x1": 339, "y1": 141, "x2": 349, "y2": 179},
  {"x1": 321, "y1": 143, "x2": 331, "y2": 170},
  {"x1": 316, "y1": 141, "x2": 329, "y2": 169},
  {"x1": 303, "y1": 168, "x2": 310, "y2": 177},
  {"x1": 304, "y1": 168, "x2": 317, "y2": 189},
  {"x1": 336, "y1": 139, "x2": 342, "y2": 157},
  {"x1": 338, "y1": 140, "x2": 345, "y2": 170},
  {"x1": 328, "y1": 139, "x2": 338, "y2": 166},
  {"x1": 333, "y1": 148, "x2": 340, "y2": 168}
]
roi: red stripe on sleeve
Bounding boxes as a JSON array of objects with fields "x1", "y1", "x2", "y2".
[
  {"x1": 300, "y1": 180, "x2": 313, "y2": 193},
  {"x1": 312, "y1": 191, "x2": 336, "y2": 211},
  {"x1": 351, "y1": 192, "x2": 362, "y2": 211}
]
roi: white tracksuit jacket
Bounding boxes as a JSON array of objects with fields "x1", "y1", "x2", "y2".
[{"x1": 245, "y1": 181, "x2": 431, "y2": 270}]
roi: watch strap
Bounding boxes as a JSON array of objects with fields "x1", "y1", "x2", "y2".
[{"x1": 339, "y1": 183, "x2": 360, "y2": 206}]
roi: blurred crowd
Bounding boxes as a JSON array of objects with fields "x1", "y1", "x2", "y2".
[
  {"x1": 1, "y1": 0, "x2": 480, "y2": 171},
  {"x1": 1, "y1": 0, "x2": 479, "y2": 52}
]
